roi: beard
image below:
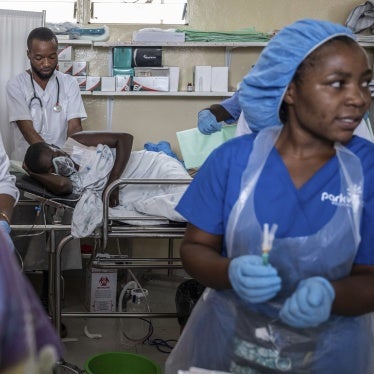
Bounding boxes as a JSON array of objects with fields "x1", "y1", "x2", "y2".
[{"x1": 30, "y1": 62, "x2": 56, "y2": 80}]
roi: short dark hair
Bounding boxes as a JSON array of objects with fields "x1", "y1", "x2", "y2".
[
  {"x1": 24, "y1": 142, "x2": 52, "y2": 173},
  {"x1": 27, "y1": 27, "x2": 58, "y2": 50}
]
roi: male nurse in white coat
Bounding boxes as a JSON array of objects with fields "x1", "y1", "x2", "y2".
[
  {"x1": 5, "y1": 28, "x2": 86, "y2": 335},
  {"x1": 6, "y1": 26, "x2": 86, "y2": 162}
]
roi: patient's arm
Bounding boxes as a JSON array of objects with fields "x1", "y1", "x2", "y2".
[
  {"x1": 71, "y1": 132, "x2": 133, "y2": 179},
  {"x1": 71, "y1": 132, "x2": 134, "y2": 206},
  {"x1": 25, "y1": 168, "x2": 73, "y2": 195}
]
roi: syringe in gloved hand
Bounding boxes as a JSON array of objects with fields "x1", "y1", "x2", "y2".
[{"x1": 262, "y1": 223, "x2": 278, "y2": 265}]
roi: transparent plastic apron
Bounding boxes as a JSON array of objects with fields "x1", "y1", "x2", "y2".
[
  {"x1": 166, "y1": 126, "x2": 372, "y2": 374},
  {"x1": 226, "y1": 126, "x2": 369, "y2": 373}
]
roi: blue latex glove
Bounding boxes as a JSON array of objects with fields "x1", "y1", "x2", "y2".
[
  {"x1": 197, "y1": 109, "x2": 223, "y2": 135},
  {"x1": 0, "y1": 220, "x2": 14, "y2": 252},
  {"x1": 228, "y1": 255, "x2": 282, "y2": 303},
  {"x1": 279, "y1": 276, "x2": 335, "y2": 328}
]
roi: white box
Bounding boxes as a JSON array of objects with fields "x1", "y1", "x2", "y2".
[
  {"x1": 168, "y1": 66, "x2": 180, "y2": 92},
  {"x1": 134, "y1": 67, "x2": 169, "y2": 77},
  {"x1": 86, "y1": 267, "x2": 117, "y2": 312},
  {"x1": 194, "y1": 66, "x2": 212, "y2": 92},
  {"x1": 211, "y1": 67, "x2": 229, "y2": 92},
  {"x1": 115, "y1": 75, "x2": 132, "y2": 92},
  {"x1": 58, "y1": 61, "x2": 73, "y2": 75},
  {"x1": 133, "y1": 76, "x2": 169, "y2": 92},
  {"x1": 132, "y1": 30, "x2": 185, "y2": 42},
  {"x1": 72, "y1": 61, "x2": 88, "y2": 76},
  {"x1": 101, "y1": 77, "x2": 116, "y2": 91},
  {"x1": 58, "y1": 45, "x2": 73, "y2": 61},
  {"x1": 74, "y1": 76, "x2": 87, "y2": 91},
  {"x1": 86, "y1": 76, "x2": 101, "y2": 91}
]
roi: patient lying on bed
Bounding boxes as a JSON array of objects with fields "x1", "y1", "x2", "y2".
[{"x1": 23, "y1": 132, "x2": 191, "y2": 238}]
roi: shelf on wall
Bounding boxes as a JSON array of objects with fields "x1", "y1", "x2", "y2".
[
  {"x1": 58, "y1": 39, "x2": 372, "y2": 49},
  {"x1": 84, "y1": 91, "x2": 235, "y2": 97},
  {"x1": 359, "y1": 42, "x2": 374, "y2": 48},
  {"x1": 57, "y1": 38, "x2": 93, "y2": 46},
  {"x1": 93, "y1": 41, "x2": 268, "y2": 48}
]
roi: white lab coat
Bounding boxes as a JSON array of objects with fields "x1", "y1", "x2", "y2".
[
  {"x1": 6, "y1": 70, "x2": 87, "y2": 161},
  {"x1": 7, "y1": 70, "x2": 85, "y2": 270},
  {"x1": 0, "y1": 137, "x2": 19, "y2": 203}
]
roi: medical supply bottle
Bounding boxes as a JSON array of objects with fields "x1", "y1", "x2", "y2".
[{"x1": 119, "y1": 288, "x2": 150, "y2": 346}]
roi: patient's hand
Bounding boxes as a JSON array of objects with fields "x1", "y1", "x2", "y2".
[
  {"x1": 22, "y1": 162, "x2": 29, "y2": 173},
  {"x1": 109, "y1": 188, "x2": 119, "y2": 207}
]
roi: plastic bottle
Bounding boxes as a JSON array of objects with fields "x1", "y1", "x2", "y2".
[
  {"x1": 187, "y1": 82, "x2": 194, "y2": 92},
  {"x1": 119, "y1": 288, "x2": 150, "y2": 346}
]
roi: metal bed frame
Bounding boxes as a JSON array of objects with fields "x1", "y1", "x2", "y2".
[{"x1": 12, "y1": 173, "x2": 191, "y2": 336}]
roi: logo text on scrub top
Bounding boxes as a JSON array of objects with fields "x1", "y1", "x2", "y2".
[
  {"x1": 321, "y1": 192, "x2": 351, "y2": 207},
  {"x1": 321, "y1": 185, "x2": 362, "y2": 208}
]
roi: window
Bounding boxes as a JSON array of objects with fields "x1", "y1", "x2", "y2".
[
  {"x1": 90, "y1": 0, "x2": 188, "y2": 25},
  {"x1": 0, "y1": 0, "x2": 76, "y2": 23},
  {"x1": 0, "y1": 0, "x2": 187, "y2": 24}
]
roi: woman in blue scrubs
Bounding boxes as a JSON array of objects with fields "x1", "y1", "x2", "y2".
[{"x1": 166, "y1": 19, "x2": 374, "y2": 374}]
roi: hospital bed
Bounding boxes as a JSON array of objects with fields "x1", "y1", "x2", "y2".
[
  {"x1": 12, "y1": 172, "x2": 80, "y2": 322},
  {"x1": 12, "y1": 172, "x2": 191, "y2": 335}
]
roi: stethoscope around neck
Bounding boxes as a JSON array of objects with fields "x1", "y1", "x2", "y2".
[{"x1": 29, "y1": 72, "x2": 62, "y2": 113}]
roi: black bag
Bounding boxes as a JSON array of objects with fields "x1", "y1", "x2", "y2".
[
  {"x1": 175, "y1": 279, "x2": 205, "y2": 328},
  {"x1": 132, "y1": 47, "x2": 162, "y2": 67}
]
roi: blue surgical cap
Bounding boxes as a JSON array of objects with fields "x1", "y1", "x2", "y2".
[{"x1": 239, "y1": 19, "x2": 355, "y2": 132}]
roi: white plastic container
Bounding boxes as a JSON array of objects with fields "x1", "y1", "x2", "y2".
[{"x1": 119, "y1": 288, "x2": 150, "y2": 346}]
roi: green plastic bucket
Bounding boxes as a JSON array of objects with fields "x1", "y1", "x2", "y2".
[{"x1": 84, "y1": 352, "x2": 161, "y2": 374}]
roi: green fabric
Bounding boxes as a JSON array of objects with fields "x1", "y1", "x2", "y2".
[
  {"x1": 177, "y1": 125, "x2": 237, "y2": 169},
  {"x1": 176, "y1": 27, "x2": 271, "y2": 42}
]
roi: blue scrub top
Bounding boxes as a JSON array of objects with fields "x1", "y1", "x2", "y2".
[{"x1": 176, "y1": 133, "x2": 374, "y2": 264}]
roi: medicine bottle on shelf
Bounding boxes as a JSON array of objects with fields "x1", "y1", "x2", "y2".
[{"x1": 187, "y1": 83, "x2": 194, "y2": 92}]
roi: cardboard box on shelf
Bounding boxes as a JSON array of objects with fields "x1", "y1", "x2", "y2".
[
  {"x1": 85, "y1": 267, "x2": 117, "y2": 312},
  {"x1": 167, "y1": 66, "x2": 180, "y2": 92},
  {"x1": 74, "y1": 76, "x2": 87, "y2": 91},
  {"x1": 58, "y1": 61, "x2": 73, "y2": 75},
  {"x1": 72, "y1": 61, "x2": 88, "y2": 76},
  {"x1": 115, "y1": 75, "x2": 132, "y2": 92},
  {"x1": 134, "y1": 67, "x2": 169, "y2": 77},
  {"x1": 101, "y1": 76, "x2": 116, "y2": 91},
  {"x1": 86, "y1": 76, "x2": 101, "y2": 91},
  {"x1": 58, "y1": 45, "x2": 73, "y2": 61},
  {"x1": 132, "y1": 76, "x2": 169, "y2": 92},
  {"x1": 211, "y1": 66, "x2": 229, "y2": 92},
  {"x1": 194, "y1": 66, "x2": 212, "y2": 92}
]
